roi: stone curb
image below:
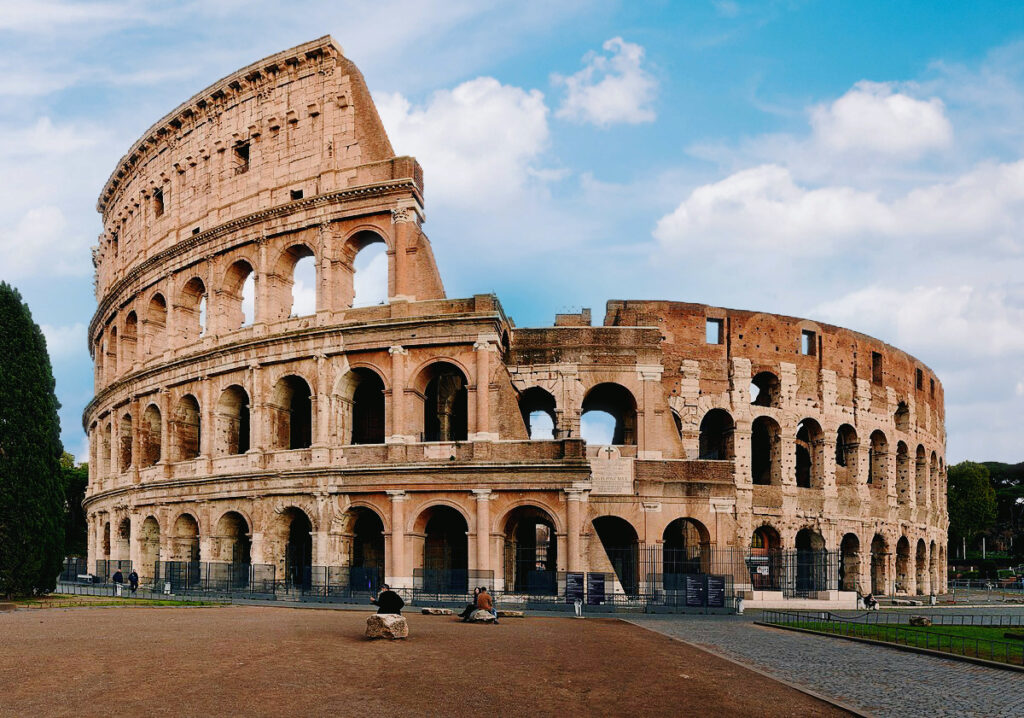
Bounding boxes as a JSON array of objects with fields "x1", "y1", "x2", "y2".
[
  {"x1": 621, "y1": 619, "x2": 871, "y2": 718},
  {"x1": 755, "y1": 622, "x2": 1024, "y2": 674}
]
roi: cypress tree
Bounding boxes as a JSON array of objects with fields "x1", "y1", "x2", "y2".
[{"x1": 0, "y1": 282, "x2": 65, "y2": 598}]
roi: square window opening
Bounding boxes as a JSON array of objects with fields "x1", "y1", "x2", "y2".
[
  {"x1": 153, "y1": 187, "x2": 164, "y2": 217},
  {"x1": 234, "y1": 142, "x2": 250, "y2": 174},
  {"x1": 705, "y1": 318, "x2": 723, "y2": 345},
  {"x1": 871, "y1": 351, "x2": 883, "y2": 385},
  {"x1": 916, "y1": 368, "x2": 924, "y2": 390},
  {"x1": 801, "y1": 330, "x2": 816, "y2": 356},
  {"x1": 290, "y1": 189, "x2": 303, "y2": 201},
  {"x1": 192, "y1": 227, "x2": 201, "y2": 235}
]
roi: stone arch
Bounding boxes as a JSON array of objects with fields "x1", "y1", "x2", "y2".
[
  {"x1": 749, "y1": 524, "x2": 782, "y2": 590},
  {"x1": 138, "y1": 515, "x2": 160, "y2": 581},
  {"x1": 118, "y1": 412, "x2": 133, "y2": 469},
  {"x1": 835, "y1": 424, "x2": 859, "y2": 486},
  {"x1": 107, "y1": 326, "x2": 118, "y2": 377},
  {"x1": 221, "y1": 258, "x2": 256, "y2": 330},
  {"x1": 794, "y1": 527, "x2": 829, "y2": 595},
  {"x1": 413, "y1": 504, "x2": 470, "y2": 593},
  {"x1": 581, "y1": 383, "x2": 637, "y2": 446},
  {"x1": 145, "y1": 292, "x2": 167, "y2": 356},
  {"x1": 868, "y1": 430, "x2": 888, "y2": 486},
  {"x1": 750, "y1": 370, "x2": 781, "y2": 407},
  {"x1": 519, "y1": 386, "x2": 557, "y2": 440},
  {"x1": 216, "y1": 385, "x2": 251, "y2": 455},
  {"x1": 662, "y1": 517, "x2": 711, "y2": 580},
  {"x1": 502, "y1": 505, "x2": 559, "y2": 594},
  {"x1": 929, "y1": 451, "x2": 939, "y2": 508},
  {"x1": 839, "y1": 533, "x2": 861, "y2": 593},
  {"x1": 915, "y1": 444, "x2": 928, "y2": 506},
  {"x1": 698, "y1": 408, "x2": 734, "y2": 460},
  {"x1": 344, "y1": 229, "x2": 390, "y2": 308},
  {"x1": 895, "y1": 536, "x2": 911, "y2": 594},
  {"x1": 177, "y1": 276, "x2": 207, "y2": 341},
  {"x1": 171, "y1": 394, "x2": 201, "y2": 461},
  {"x1": 915, "y1": 538, "x2": 928, "y2": 595},
  {"x1": 213, "y1": 510, "x2": 252, "y2": 565},
  {"x1": 751, "y1": 416, "x2": 781, "y2": 485},
  {"x1": 334, "y1": 367, "x2": 386, "y2": 445},
  {"x1": 591, "y1": 515, "x2": 640, "y2": 595},
  {"x1": 100, "y1": 421, "x2": 112, "y2": 477},
  {"x1": 794, "y1": 418, "x2": 824, "y2": 488},
  {"x1": 113, "y1": 516, "x2": 131, "y2": 562},
  {"x1": 929, "y1": 539, "x2": 939, "y2": 593},
  {"x1": 122, "y1": 311, "x2": 138, "y2": 366},
  {"x1": 894, "y1": 401, "x2": 910, "y2": 432},
  {"x1": 412, "y1": 361, "x2": 469, "y2": 442},
  {"x1": 274, "y1": 243, "x2": 317, "y2": 318},
  {"x1": 266, "y1": 506, "x2": 314, "y2": 587},
  {"x1": 268, "y1": 375, "x2": 313, "y2": 450},
  {"x1": 342, "y1": 506, "x2": 386, "y2": 592},
  {"x1": 171, "y1": 512, "x2": 200, "y2": 563},
  {"x1": 870, "y1": 533, "x2": 888, "y2": 595},
  {"x1": 141, "y1": 403, "x2": 162, "y2": 467},
  {"x1": 896, "y1": 441, "x2": 911, "y2": 506}
]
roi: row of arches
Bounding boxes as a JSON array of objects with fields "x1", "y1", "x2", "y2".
[{"x1": 95, "y1": 235, "x2": 389, "y2": 386}]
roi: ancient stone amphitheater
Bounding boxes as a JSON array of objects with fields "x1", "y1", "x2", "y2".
[{"x1": 84, "y1": 36, "x2": 947, "y2": 606}]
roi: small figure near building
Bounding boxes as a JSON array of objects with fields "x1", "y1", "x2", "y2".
[{"x1": 371, "y1": 584, "x2": 405, "y2": 615}]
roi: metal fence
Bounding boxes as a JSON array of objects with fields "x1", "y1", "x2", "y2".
[{"x1": 761, "y1": 609, "x2": 1024, "y2": 666}]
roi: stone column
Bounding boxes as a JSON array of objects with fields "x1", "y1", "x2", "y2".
[
  {"x1": 472, "y1": 489, "x2": 492, "y2": 573},
  {"x1": 390, "y1": 207, "x2": 416, "y2": 301},
  {"x1": 254, "y1": 237, "x2": 270, "y2": 331},
  {"x1": 637, "y1": 364, "x2": 663, "y2": 459},
  {"x1": 565, "y1": 488, "x2": 588, "y2": 572},
  {"x1": 387, "y1": 346, "x2": 407, "y2": 442},
  {"x1": 314, "y1": 354, "x2": 330, "y2": 448},
  {"x1": 387, "y1": 491, "x2": 407, "y2": 587},
  {"x1": 128, "y1": 513, "x2": 142, "y2": 575},
  {"x1": 198, "y1": 375, "x2": 212, "y2": 466},
  {"x1": 248, "y1": 363, "x2": 264, "y2": 455},
  {"x1": 158, "y1": 390, "x2": 171, "y2": 476},
  {"x1": 472, "y1": 339, "x2": 497, "y2": 440},
  {"x1": 87, "y1": 513, "x2": 97, "y2": 573}
]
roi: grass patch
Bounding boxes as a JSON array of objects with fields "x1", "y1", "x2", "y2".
[
  {"x1": 780, "y1": 620, "x2": 1024, "y2": 665},
  {"x1": 13, "y1": 594, "x2": 226, "y2": 609}
]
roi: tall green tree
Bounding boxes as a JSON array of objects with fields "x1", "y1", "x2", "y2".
[
  {"x1": 0, "y1": 282, "x2": 65, "y2": 598},
  {"x1": 947, "y1": 461, "x2": 997, "y2": 548},
  {"x1": 60, "y1": 452, "x2": 88, "y2": 557}
]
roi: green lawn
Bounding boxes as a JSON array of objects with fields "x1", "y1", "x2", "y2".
[
  {"x1": 781, "y1": 620, "x2": 1024, "y2": 665},
  {"x1": 13, "y1": 594, "x2": 225, "y2": 609}
]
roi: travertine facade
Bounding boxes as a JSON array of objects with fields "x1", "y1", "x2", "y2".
[{"x1": 84, "y1": 37, "x2": 947, "y2": 599}]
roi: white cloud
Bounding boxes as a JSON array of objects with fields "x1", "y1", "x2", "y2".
[
  {"x1": 810, "y1": 81, "x2": 953, "y2": 157},
  {"x1": 0, "y1": 1, "x2": 142, "y2": 32},
  {"x1": 554, "y1": 37, "x2": 657, "y2": 127},
  {"x1": 41, "y1": 322, "x2": 87, "y2": 360},
  {"x1": 376, "y1": 77, "x2": 550, "y2": 207},
  {"x1": 0, "y1": 206, "x2": 94, "y2": 279}
]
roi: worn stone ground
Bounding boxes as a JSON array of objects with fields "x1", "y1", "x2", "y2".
[
  {"x1": 629, "y1": 613, "x2": 1024, "y2": 718},
  {"x1": 0, "y1": 606, "x2": 846, "y2": 718}
]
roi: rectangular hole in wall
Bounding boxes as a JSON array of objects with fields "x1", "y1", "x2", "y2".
[
  {"x1": 152, "y1": 187, "x2": 164, "y2": 217},
  {"x1": 192, "y1": 227, "x2": 201, "y2": 235},
  {"x1": 705, "y1": 318, "x2": 723, "y2": 345},
  {"x1": 290, "y1": 189, "x2": 303, "y2": 201},
  {"x1": 234, "y1": 142, "x2": 250, "y2": 174},
  {"x1": 930, "y1": 378, "x2": 935, "y2": 398},
  {"x1": 801, "y1": 329, "x2": 816, "y2": 356},
  {"x1": 916, "y1": 368, "x2": 924, "y2": 390},
  {"x1": 872, "y1": 351, "x2": 883, "y2": 384}
]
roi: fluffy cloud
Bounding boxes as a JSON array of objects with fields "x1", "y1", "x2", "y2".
[
  {"x1": 376, "y1": 77, "x2": 550, "y2": 208},
  {"x1": 40, "y1": 322, "x2": 87, "y2": 361},
  {"x1": 554, "y1": 37, "x2": 657, "y2": 127},
  {"x1": 810, "y1": 81, "x2": 953, "y2": 157},
  {"x1": 0, "y1": 206, "x2": 94, "y2": 279}
]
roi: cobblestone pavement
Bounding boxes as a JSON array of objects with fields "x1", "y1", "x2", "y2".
[{"x1": 627, "y1": 613, "x2": 1024, "y2": 718}]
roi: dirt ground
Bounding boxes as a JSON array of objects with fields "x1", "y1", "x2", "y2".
[{"x1": 0, "y1": 606, "x2": 848, "y2": 717}]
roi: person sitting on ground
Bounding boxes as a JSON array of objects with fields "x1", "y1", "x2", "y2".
[
  {"x1": 863, "y1": 592, "x2": 878, "y2": 610},
  {"x1": 459, "y1": 587, "x2": 481, "y2": 622},
  {"x1": 371, "y1": 584, "x2": 405, "y2": 615},
  {"x1": 476, "y1": 586, "x2": 498, "y2": 624}
]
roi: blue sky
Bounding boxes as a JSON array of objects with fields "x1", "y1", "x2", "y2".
[{"x1": 2, "y1": 0, "x2": 1024, "y2": 463}]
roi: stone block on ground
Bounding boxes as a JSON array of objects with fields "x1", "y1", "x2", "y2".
[
  {"x1": 908, "y1": 615, "x2": 932, "y2": 627},
  {"x1": 421, "y1": 607, "x2": 453, "y2": 615},
  {"x1": 496, "y1": 610, "x2": 524, "y2": 618},
  {"x1": 893, "y1": 599, "x2": 923, "y2": 606},
  {"x1": 365, "y1": 614, "x2": 408, "y2": 639},
  {"x1": 468, "y1": 609, "x2": 496, "y2": 623}
]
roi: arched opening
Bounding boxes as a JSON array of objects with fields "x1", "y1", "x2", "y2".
[
  {"x1": 834, "y1": 424, "x2": 859, "y2": 486},
  {"x1": 749, "y1": 525, "x2": 782, "y2": 590},
  {"x1": 581, "y1": 383, "x2": 637, "y2": 446},
  {"x1": 223, "y1": 260, "x2": 256, "y2": 330},
  {"x1": 794, "y1": 528, "x2": 828, "y2": 595},
  {"x1": 592, "y1": 516, "x2": 639, "y2": 595},
  {"x1": 139, "y1": 516, "x2": 160, "y2": 582},
  {"x1": 929, "y1": 452, "x2": 939, "y2": 509},
  {"x1": 894, "y1": 401, "x2": 910, "y2": 432},
  {"x1": 334, "y1": 368, "x2": 386, "y2": 445},
  {"x1": 348, "y1": 507, "x2": 385, "y2": 593},
  {"x1": 751, "y1": 416, "x2": 780, "y2": 485},
  {"x1": 750, "y1": 371, "x2": 780, "y2": 407},
  {"x1": 269, "y1": 375, "x2": 313, "y2": 450},
  {"x1": 179, "y1": 277, "x2": 207, "y2": 340},
  {"x1": 122, "y1": 311, "x2": 138, "y2": 366},
  {"x1": 518, "y1": 386, "x2": 557, "y2": 440},
  {"x1": 839, "y1": 533, "x2": 861, "y2": 593},
  {"x1": 896, "y1": 441, "x2": 911, "y2": 505},
  {"x1": 100, "y1": 422, "x2": 112, "y2": 477},
  {"x1": 698, "y1": 409, "x2": 734, "y2": 460},
  {"x1": 171, "y1": 394, "x2": 201, "y2": 461},
  {"x1": 270, "y1": 507, "x2": 313, "y2": 589},
  {"x1": 94, "y1": 337, "x2": 104, "y2": 383},
  {"x1": 417, "y1": 505, "x2": 469, "y2": 593},
  {"x1": 419, "y1": 362, "x2": 468, "y2": 442},
  {"x1": 214, "y1": 511, "x2": 251, "y2": 565},
  {"x1": 895, "y1": 536, "x2": 911, "y2": 594},
  {"x1": 107, "y1": 326, "x2": 118, "y2": 377},
  {"x1": 662, "y1": 517, "x2": 709, "y2": 587},
  {"x1": 794, "y1": 418, "x2": 823, "y2": 488},
  {"x1": 868, "y1": 430, "x2": 888, "y2": 485},
  {"x1": 102, "y1": 521, "x2": 111, "y2": 562},
  {"x1": 929, "y1": 539, "x2": 939, "y2": 593},
  {"x1": 145, "y1": 293, "x2": 167, "y2": 356},
  {"x1": 170, "y1": 513, "x2": 200, "y2": 591},
  {"x1": 915, "y1": 539, "x2": 928, "y2": 595},
  {"x1": 352, "y1": 240, "x2": 388, "y2": 307},
  {"x1": 119, "y1": 413, "x2": 132, "y2": 469},
  {"x1": 283, "y1": 245, "x2": 317, "y2": 317},
  {"x1": 915, "y1": 445, "x2": 928, "y2": 506},
  {"x1": 503, "y1": 506, "x2": 558, "y2": 595},
  {"x1": 870, "y1": 534, "x2": 888, "y2": 595},
  {"x1": 141, "y1": 404, "x2": 162, "y2": 467},
  {"x1": 216, "y1": 385, "x2": 251, "y2": 456},
  {"x1": 114, "y1": 517, "x2": 131, "y2": 563}
]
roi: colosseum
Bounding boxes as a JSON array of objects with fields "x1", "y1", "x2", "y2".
[{"x1": 83, "y1": 36, "x2": 948, "y2": 608}]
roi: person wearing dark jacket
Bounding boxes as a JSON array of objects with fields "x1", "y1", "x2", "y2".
[
  {"x1": 111, "y1": 569, "x2": 123, "y2": 586},
  {"x1": 371, "y1": 584, "x2": 405, "y2": 614},
  {"x1": 459, "y1": 587, "x2": 481, "y2": 621},
  {"x1": 128, "y1": 570, "x2": 139, "y2": 594}
]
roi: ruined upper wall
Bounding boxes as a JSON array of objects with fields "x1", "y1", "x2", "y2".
[
  {"x1": 92, "y1": 36, "x2": 414, "y2": 298},
  {"x1": 605, "y1": 299, "x2": 945, "y2": 425}
]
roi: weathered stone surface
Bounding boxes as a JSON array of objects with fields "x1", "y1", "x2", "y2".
[
  {"x1": 421, "y1": 607, "x2": 453, "y2": 615},
  {"x1": 496, "y1": 610, "x2": 524, "y2": 618},
  {"x1": 894, "y1": 599, "x2": 923, "y2": 606},
  {"x1": 468, "y1": 610, "x2": 495, "y2": 623},
  {"x1": 365, "y1": 614, "x2": 408, "y2": 639},
  {"x1": 908, "y1": 615, "x2": 932, "y2": 627}
]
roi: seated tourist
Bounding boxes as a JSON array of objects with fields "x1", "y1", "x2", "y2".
[
  {"x1": 459, "y1": 587, "x2": 481, "y2": 622},
  {"x1": 476, "y1": 586, "x2": 498, "y2": 624},
  {"x1": 863, "y1": 592, "x2": 878, "y2": 610},
  {"x1": 371, "y1": 584, "x2": 405, "y2": 614}
]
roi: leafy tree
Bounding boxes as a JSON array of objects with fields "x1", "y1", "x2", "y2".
[
  {"x1": 0, "y1": 282, "x2": 65, "y2": 598},
  {"x1": 61, "y1": 452, "x2": 88, "y2": 557},
  {"x1": 947, "y1": 461, "x2": 997, "y2": 548}
]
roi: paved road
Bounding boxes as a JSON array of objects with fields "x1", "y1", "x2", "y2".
[{"x1": 628, "y1": 613, "x2": 1024, "y2": 718}]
